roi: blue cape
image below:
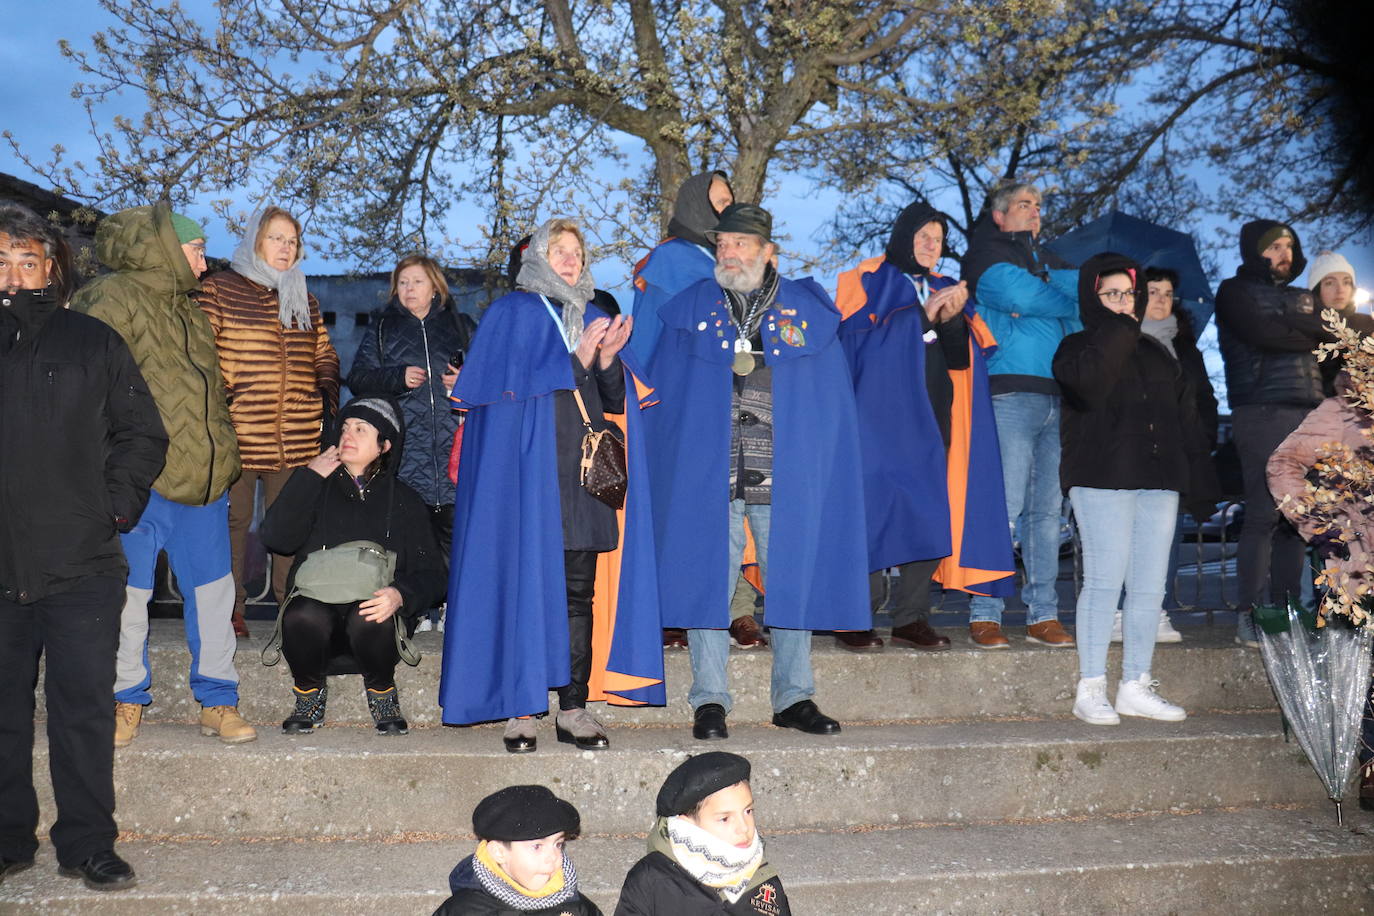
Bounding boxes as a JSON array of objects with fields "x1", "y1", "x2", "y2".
[
  {"x1": 629, "y1": 238, "x2": 715, "y2": 365},
  {"x1": 839, "y1": 262, "x2": 953, "y2": 570},
  {"x1": 644, "y1": 276, "x2": 870, "y2": 630},
  {"x1": 438, "y1": 292, "x2": 664, "y2": 724}
]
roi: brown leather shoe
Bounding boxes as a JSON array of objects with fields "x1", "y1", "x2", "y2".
[
  {"x1": 231, "y1": 610, "x2": 250, "y2": 639},
  {"x1": 835, "y1": 629, "x2": 884, "y2": 651},
  {"x1": 662, "y1": 627, "x2": 688, "y2": 649},
  {"x1": 1026, "y1": 619, "x2": 1075, "y2": 647},
  {"x1": 969, "y1": 621, "x2": 1010, "y2": 649},
  {"x1": 890, "y1": 620, "x2": 951, "y2": 651},
  {"x1": 729, "y1": 615, "x2": 769, "y2": 649}
]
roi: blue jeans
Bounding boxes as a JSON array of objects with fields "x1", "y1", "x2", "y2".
[
  {"x1": 969, "y1": 392, "x2": 1063, "y2": 625},
  {"x1": 1070, "y1": 487, "x2": 1179, "y2": 681},
  {"x1": 688, "y1": 501, "x2": 815, "y2": 714}
]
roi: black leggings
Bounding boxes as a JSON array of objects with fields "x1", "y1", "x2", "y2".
[
  {"x1": 557, "y1": 550, "x2": 597, "y2": 710},
  {"x1": 281, "y1": 596, "x2": 399, "y2": 692}
]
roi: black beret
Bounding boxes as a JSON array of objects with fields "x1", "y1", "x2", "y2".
[
  {"x1": 472, "y1": 785, "x2": 580, "y2": 842},
  {"x1": 656, "y1": 752, "x2": 752, "y2": 817}
]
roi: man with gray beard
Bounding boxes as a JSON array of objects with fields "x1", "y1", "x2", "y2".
[{"x1": 644, "y1": 204, "x2": 871, "y2": 740}]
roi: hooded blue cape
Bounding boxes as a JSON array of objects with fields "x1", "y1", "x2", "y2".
[
  {"x1": 629, "y1": 238, "x2": 715, "y2": 364},
  {"x1": 438, "y1": 292, "x2": 664, "y2": 724},
  {"x1": 644, "y1": 276, "x2": 870, "y2": 630},
  {"x1": 839, "y1": 262, "x2": 953, "y2": 570}
]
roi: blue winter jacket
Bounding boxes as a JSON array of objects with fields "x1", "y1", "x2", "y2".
[{"x1": 962, "y1": 220, "x2": 1079, "y2": 394}]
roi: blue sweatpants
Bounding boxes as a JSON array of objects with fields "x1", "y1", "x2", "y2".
[{"x1": 114, "y1": 491, "x2": 240, "y2": 707}]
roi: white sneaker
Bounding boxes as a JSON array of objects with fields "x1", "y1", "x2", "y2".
[
  {"x1": 1072, "y1": 676, "x2": 1120, "y2": 725},
  {"x1": 1115, "y1": 673, "x2": 1186, "y2": 721},
  {"x1": 1109, "y1": 612, "x2": 1123, "y2": 643},
  {"x1": 414, "y1": 618, "x2": 434, "y2": 633},
  {"x1": 1157, "y1": 612, "x2": 1182, "y2": 644}
]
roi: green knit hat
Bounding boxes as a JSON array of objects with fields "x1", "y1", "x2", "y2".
[{"x1": 170, "y1": 212, "x2": 206, "y2": 244}]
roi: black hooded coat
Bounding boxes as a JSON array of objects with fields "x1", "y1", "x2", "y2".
[
  {"x1": 1215, "y1": 219, "x2": 1336, "y2": 409},
  {"x1": 1052, "y1": 252, "x2": 1218, "y2": 517}
]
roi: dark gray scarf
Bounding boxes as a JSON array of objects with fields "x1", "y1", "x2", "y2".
[
  {"x1": 230, "y1": 208, "x2": 311, "y2": 330},
  {"x1": 515, "y1": 219, "x2": 596, "y2": 350}
]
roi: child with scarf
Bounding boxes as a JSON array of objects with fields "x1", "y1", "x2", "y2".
[
  {"x1": 433, "y1": 785, "x2": 602, "y2": 915},
  {"x1": 615, "y1": 753, "x2": 790, "y2": 916}
]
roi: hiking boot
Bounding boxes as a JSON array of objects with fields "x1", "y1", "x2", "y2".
[
  {"x1": 366, "y1": 687, "x2": 409, "y2": 736},
  {"x1": 1115, "y1": 673, "x2": 1186, "y2": 722},
  {"x1": 282, "y1": 685, "x2": 327, "y2": 734},
  {"x1": 114, "y1": 702, "x2": 142, "y2": 748},
  {"x1": 200, "y1": 705, "x2": 257, "y2": 744},
  {"x1": 555, "y1": 706, "x2": 609, "y2": 750},
  {"x1": 1072, "y1": 676, "x2": 1119, "y2": 726}
]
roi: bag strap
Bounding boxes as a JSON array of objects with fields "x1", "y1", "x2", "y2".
[{"x1": 571, "y1": 388, "x2": 596, "y2": 433}]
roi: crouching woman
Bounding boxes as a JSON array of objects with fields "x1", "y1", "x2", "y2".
[{"x1": 259, "y1": 397, "x2": 446, "y2": 735}]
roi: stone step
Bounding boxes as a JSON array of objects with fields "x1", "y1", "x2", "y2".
[
  {"x1": 83, "y1": 619, "x2": 1276, "y2": 728},
  {"x1": 35, "y1": 714, "x2": 1319, "y2": 838},
  {"x1": 2, "y1": 806, "x2": 1370, "y2": 914}
]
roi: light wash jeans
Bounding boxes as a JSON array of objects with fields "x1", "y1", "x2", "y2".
[
  {"x1": 688, "y1": 501, "x2": 815, "y2": 714},
  {"x1": 1070, "y1": 486, "x2": 1179, "y2": 681},
  {"x1": 969, "y1": 392, "x2": 1063, "y2": 625}
]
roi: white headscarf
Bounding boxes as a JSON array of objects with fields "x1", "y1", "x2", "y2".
[{"x1": 230, "y1": 208, "x2": 312, "y2": 330}]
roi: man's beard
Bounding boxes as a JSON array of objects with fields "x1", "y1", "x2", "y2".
[
  {"x1": 715, "y1": 255, "x2": 767, "y2": 293},
  {"x1": 1270, "y1": 261, "x2": 1293, "y2": 282}
]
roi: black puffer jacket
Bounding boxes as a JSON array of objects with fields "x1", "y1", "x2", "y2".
[
  {"x1": 432, "y1": 855, "x2": 604, "y2": 916},
  {"x1": 0, "y1": 291, "x2": 168, "y2": 604},
  {"x1": 614, "y1": 851, "x2": 790, "y2": 916},
  {"x1": 258, "y1": 459, "x2": 446, "y2": 623},
  {"x1": 347, "y1": 300, "x2": 476, "y2": 506},
  {"x1": 1052, "y1": 253, "x2": 1217, "y2": 516},
  {"x1": 1215, "y1": 219, "x2": 1345, "y2": 409}
]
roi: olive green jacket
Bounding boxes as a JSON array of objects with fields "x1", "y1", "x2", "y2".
[{"x1": 72, "y1": 202, "x2": 240, "y2": 505}]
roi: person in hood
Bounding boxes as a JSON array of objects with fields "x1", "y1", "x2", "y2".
[
  {"x1": 629, "y1": 172, "x2": 767, "y2": 652},
  {"x1": 439, "y1": 218, "x2": 664, "y2": 752},
  {"x1": 1052, "y1": 253, "x2": 1217, "y2": 726},
  {"x1": 1215, "y1": 221, "x2": 1371, "y2": 646},
  {"x1": 960, "y1": 180, "x2": 1080, "y2": 650},
  {"x1": 615, "y1": 752, "x2": 790, "y2": 915},
  {"x1": 258, "y1": 397, "x2": 446, "y2": 735},
  {"x1": 433, "y1": 785, "x2": 601, "y2": 915},
  {"x1": 198, "y1": 206, "x2": 341, "y2": 638},
  {"x1": 72, "y1": 202, "x2": 254, "y2": 748},
  {"x1": 0, "y1": 203, "x2": 167, "y2": 892},
  {"x1": 834, "y1": 201, "x2": 1017, "y2": 651},
  {"x1": 347, "y1": 254, "x2": 476, "y2": 631}
]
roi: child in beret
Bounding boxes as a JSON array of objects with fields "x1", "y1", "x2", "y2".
[
  {"x1": 614, "y1": 752, "x2": 790, "y2": 915},
  {"x1": 433, "y1": 785, "x2": 603, "y2": 915}
]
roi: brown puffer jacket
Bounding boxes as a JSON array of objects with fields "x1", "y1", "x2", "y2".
[{"x1": 197, "y1": 269, "x2": 340, "y2": 472}]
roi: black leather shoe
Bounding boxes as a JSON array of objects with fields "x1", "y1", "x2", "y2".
[
  {"x1": 0, "y1": 856, "x2": 34, "y2": 885},
  {"x1": 692, "y1": 703, "x2": 729, "y2": 740},
  {"x1": 58, "y1": 850, "x2": 136, "y2": 891},
  {"x1": 772, "y1": 699, "x2": 841, "y2": 735}
]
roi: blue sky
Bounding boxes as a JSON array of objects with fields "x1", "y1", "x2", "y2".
[{"x1": 4, "y1": 3, "x2": 1371, "y2": 315}]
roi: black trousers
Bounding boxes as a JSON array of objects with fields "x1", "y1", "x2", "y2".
[
  {"x1": 281, "y1": 596, "x2": 400, "y2": 692},
  {"x1": 1232, "y1": 404, "x2": 1310, "y2": 612},
  {"x1": 870, "y1": 557, "x2": 942, "y2": 628},
  {"x1": 0, "y1": 575, "x2": 123, "y2": 868},
  {"x1": 557, "y1": 550, "x2": 597, "y2": 710}
]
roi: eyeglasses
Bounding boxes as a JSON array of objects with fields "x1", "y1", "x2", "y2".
[
  {"x1": 1098, "y1": 289, "x2": 1137, "y2": 304},
  {"x1": 265, "y1": 234, "x2": 300, "y2": 249},
  {"x1": 184, "y1": 243, "x2": 207, "y2": 256}
]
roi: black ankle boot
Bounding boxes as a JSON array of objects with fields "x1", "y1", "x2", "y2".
[
  {"x1": 367, "y1": 687, "x2": 408, "y2": 736},
  {"x1": 282, "y1": 685, "x2": 327, "y2": 734}
]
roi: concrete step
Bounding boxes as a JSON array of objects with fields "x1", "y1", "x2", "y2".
[
  {"x1": 34, "y1": 714, "x2": 1320, "y2": 838},
  {"x1": 80, "y1": 620, "x2": 1276, "y2": 727},
  {"x1": 2, "y1": 806, "x2": 1370, "y2": 914}
]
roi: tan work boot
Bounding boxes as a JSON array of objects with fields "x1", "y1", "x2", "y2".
[
  {"x1": 200, "y1": 705, "x2": 257, "y2": 744},
  {"x1": 114, "y1": 702, "x2": 142, "y2": 748}
]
